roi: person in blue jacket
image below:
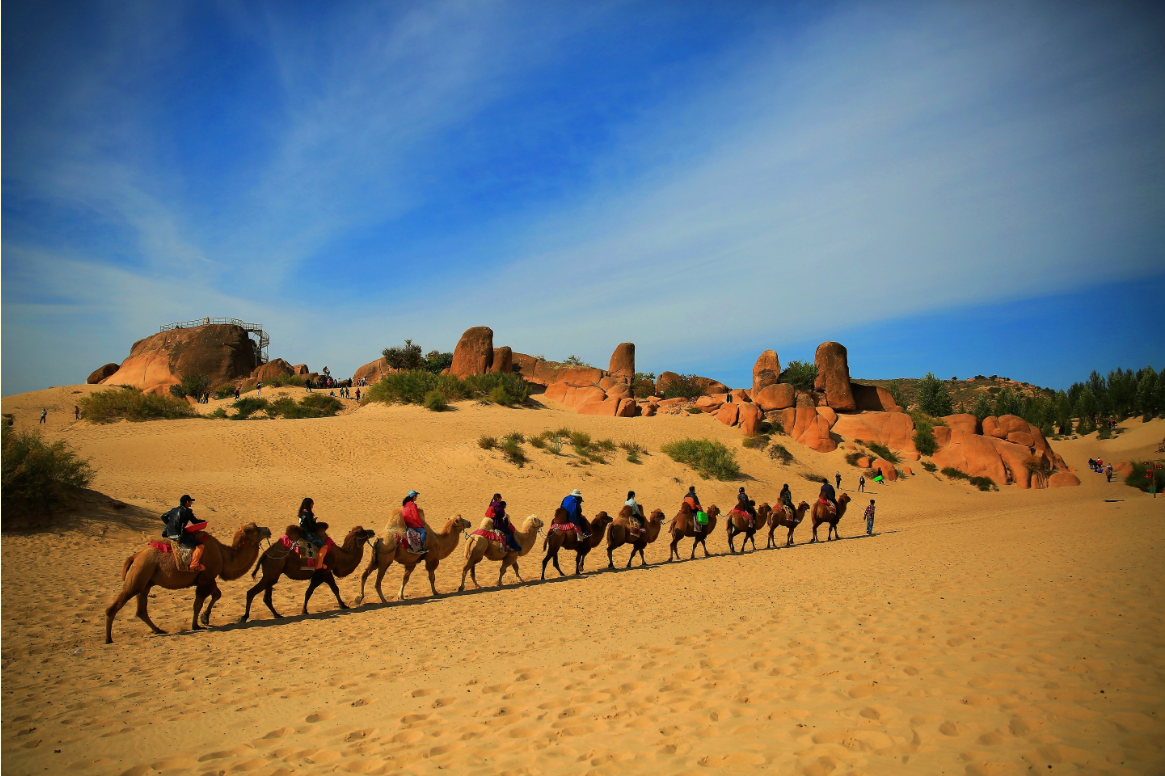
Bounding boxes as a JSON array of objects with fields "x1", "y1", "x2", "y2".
[{"x1": 560, "y1": 488, "x2": 591, "y2": 539}]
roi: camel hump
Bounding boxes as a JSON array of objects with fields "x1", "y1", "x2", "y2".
[
  {"x1": 475, "y1": 517, "x2": 496, "y2": 532},
  {"x1": 285, "y1": 525, "x2": 303, "y2": 541}
]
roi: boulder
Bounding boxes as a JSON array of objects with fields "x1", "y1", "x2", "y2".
[
  {"x1": 791, "y1": 407, "x2": 837, "y2": 453},
  {"x1": 931, "y1": 430, "x2": 1008, "y2": 485},
  {"x1": 831, "y1": 412, "x2": 917, "y2": 453},
  {"x1": 608, "y1": 343, "x2": 635, "y2": 380},
  {"x1": 988, "y1": 437, "x2": 1035, "y2": 488},
  {"x1": 857, "y1": 456, "x2": 871, "y2": 468},
  {"x1": 616, "y1": 398, "x2": 639, "y2": 417},
  {"x1": 489, "y1": 347, "x2": 513, "y2": 374},
  {"x1": 903, "y1": 466, "x2": 914, "y2": 476},
  {"x1": 695, "y1": 395, "x2": 724, "y2": 413},
  {"x1": 641, "y1": 402, "x2": 658, "y2": 417},
  {"x1": 729, "y1": 388, "x2": 752, "y2": 404},
  {"x1": 101, "y1": 324, "x2": 259, "y2": 394},
  {"x1": 870, "y1": 459, "x2": 898, "y2": 481},
  {"x1": 291, "y1": 363, "x2": 310, "y2": 376},
  {"x1": 851, "y1": 383, "x2": 902, "y2": 412},
  {"x1": 1048, "y1": 472, "x2": 1081, "y2": 488},
  {"x1": 251, "y1": 358, "x2": 296, "y2": 383},
  {"x1": 606, "y1": 382, "x2": 633, "y2": 401},
  {"x1": 1006, "y1": 431, "x2": 1035, "y2": 448},
  {"x1": 751, "y1": 350, "x2": 781, "y2": 393},
  {"x1": 578, "y1": 398, "x2": 621, "y2": 416},
  {"x1": 738, "y1": 403, "x2": 762, "y2": 436},
  {"x1": 934, "y1": 426, "x2": 951, "y2": 447},
  {"x1": 942, "y1": 414, "x2": 981, "y2": 436},
  {"x1": 353, "y1": 357, "x2": 391, "y2": 384},
  {"x1": 450, "y1": 326, "x2": 494, "y2": 377},
  {"x1": 816, "y1": 406, "x2": 837, "y2": 425},
  {"x1": 753, "y1": 383, "x2": 795, "y2": 411},
  {"x1": 716, "y1": 403, "x2": 739, "y2": 427},
  {"x1": 532, "y1": 361, "x2": 604, "y2": 387},
  {"x1": 769, "y1": 408, "x2": 798, "y2": 436},
  {"x1": 813, "y1": 341, "x2": 856, "y2": 411},
  {"x1": 511, "y1": 352, "x2": 540, "y2": 379},
  {"x1": 544, "y1": 383, "x2": 606, "y2": 409},
  {"x1": 87, "y1": 363, "x2": 120, "y2": 384},
  {"x1": 656, "y1": 371, "x2": 729, "y2": 397}
]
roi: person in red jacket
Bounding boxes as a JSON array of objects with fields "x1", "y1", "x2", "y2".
[{"x1": 401, "y1": 490, "x2": 426, "y2": 554}]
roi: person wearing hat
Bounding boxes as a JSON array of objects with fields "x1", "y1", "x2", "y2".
[
  {"x1": 298, "y1": 497, "x2": 329, "y2": 570},
  {"x1": 162, "y1": 495, "x2": 208, "y2": 572},
  {"x1": 560, "y1": 489, "x2": 590, "y2": 539},
  {"x1": 487, "y1": 493, "x2": 519, "y2": 552},
  {"x1": 401, "y1": 490, "x2": 427, "y2": 554}
]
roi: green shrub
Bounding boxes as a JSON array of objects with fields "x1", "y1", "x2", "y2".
[
  {"x1": 886, "y1": 379, "x2": 908, "y2": 410},
  {"x1": 547, "y1": 438, "x2": 564, "y2": 455},
  {"x1": 742, "y1": 434, "x2": 770, "y2": 451},
  {"x1": 632, "y1": 372, "x2": 657, "y2": 399},
  {"x1": 364, "y1": 370, "x2": 531, "y2": 407},
  {"x1": 685, "y1": 407, "x2": 703, "y2": 414},
  {"x1": 626, "y1": 450, "x2": 641, "y2": 464},
  {"x1": 865, "y1": 442, "x2": 900, "y2": 464},
  {"x1": 214, "y1": 383, "x2": 237, "y2": 400},
  {"x1": 569, "y1": 431, "x2": 592, "y2": 450},
  {"x1": 769, "y1": 444, "x2": 794, "y2": 464},
  {"x1": 265, "y1": 393, "x2": 343, "y2": 419},
  {"x1": 1, "y1": 426, "x2": 94, "y2": 519},
  {"x1": 232, "y1": 396, "x2": 270, "y2": 420},
  {"x1": 477, "y1": 435, "x2": 497, "y2": 450},
  {"x1": 663, "y1": 374, "x2": 708, "y2": 400},
  {"x1": 941, "y1": 467, "x2": 970, "y2": 481},
  {"x1": 169, "y1": 373, "x2": 211, "y2": 400},
  {"x1": 209, "y1": 407, "x2": 228, "y2": 419},
  {"x1": 424, "y1": 350, "x2": 454, "y2": 374},
  {"x1": 779, "y1": 360, "x2": 818, "y2": 392},
  {"x1": 844, "y1": 451, "x2": 864, "y2": 467},
  {"x1": 1097, "y1": 425, "x2": 1113, "y2": 440},
  {"x1": 916, "y1": 372, "x2": 953, "y2": 416},
  {"x1": 500, "y1": 438, "x2": 527, "y2": 468},
  {"x1": 618, "y1": 440, "x2": 646, "y2": 456},
  {"x1": 1125, "y1": 461, "x2": 1165, "y2": 493},
  {"x1": 80, "y1": 387, "x2": 197, "y2": 423},
  {"x1": 563, "y1": 355, "x2": 593, "y2": 367},
  {"x1": 503, "y1": 431, "x2": 526, "y2": 445},
  {"x1": 969, "y1": 476, "x2": 997, "y2": 492},
  {"x1": 913, "y1": 418, "x2": 937, "y2": 456},
  {"x1": 383, "y1": 339, "x2": 424, "y2": 370},
  {"x1": 263, "y1": 373, "x2": 306, "y2": 389},
  {"x1": 595, "y1": 438, "x2": 617, "y2": 453},
  {"x1": 769, "y1": 420, "x2": 786, "y2": 436},
  {"x1": 529, "y1": 432, "x2": 549, "y2": 449},
  {"x1": 463, "y1": 373, "x2": 532, "y2": 405},
  {"x1": 661, "y1": 438, "x2": 740, "y2": 480},
  {"x1": 921, "y1": 461, "x2": 937, "y2": 472},
  {"x1": 422, "y1": 390, "x2": 447, "y2": 412}
]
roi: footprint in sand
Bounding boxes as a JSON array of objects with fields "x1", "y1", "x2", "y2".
[
  {"x1": 350, "y1": 698, "x2": 374, "y2": 707},
  {"x1": 305, "y1": 711, "x2": 337, "y2": 723}
]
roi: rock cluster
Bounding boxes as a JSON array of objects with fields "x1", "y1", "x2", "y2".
[
  {"x1": 87, "y1": 363, "x2": 120, "y2": 384},
  {"x1": 98, "y1": 324, "x2": 259, "y2": 394}
]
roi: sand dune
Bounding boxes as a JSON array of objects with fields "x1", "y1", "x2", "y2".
[{"x1": 2, "y1": 386, "x2": 1163, "y2": 775}]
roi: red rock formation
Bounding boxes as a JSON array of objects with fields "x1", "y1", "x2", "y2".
[
  {"x1": 790, "y1": 407, "x2": 838, "y2": 452},
  {"x1": 931, "y1": 430, "x2": 1008, "y2": 485},
  {"x1": 87, "y1": 363, "x2": 120, "y2": 384},
  {"x1": 608, "y1": 343, "x2": 635, "y2": 380},
  {"x1": 752, "y1": 350, "x2": 781, "y2": 394},
  {"x1": 511, "y1": 352, "x2": 539, "y2": 380},
  {"x1": 578, "y1": 398, "x2": 621, "y2": 416},
  {"x1": 729, "y1": 388, "x2": 752, "y2": 404},
  {"x1": 532, "y1": 361, "x2": 604, "y2": 387},
  {"x1": 450, "y1": 326, "x2": 494, "y2": 377},
  {"x1": 831, "y1": 412, "x2": 917, "y2": 453},
  {"x1": 101, "y1": 324, "x2": 259, "y2": 395},
  {"x1": 813, "y1": 342, "x2": 856, "y2": 411},
  {"x1": 716, "y1": 403, "x2": 739, "y2": 426},
  {"x1": 738, "y1": 403, "x2": 762, "y2": 436},
  {"x1": 354, "y1": 357, "x2": 391, "y2": 384},
  {"x1": 615, "y1": 398, "x2": 639, "y2": 417},
  {"x1": 544, "y1": 382, "x2": 606, "y2": 409},
  {"x1": 1048, "y1": 472, "x2": 1081, "y2": 488},
  {"x1": 857, "y1": 456, "x2": 871, "y2": 468},
  {"x1": 605, "y1": 382, "x2": 633, "y2": 401},
  {"x1": 988, "y1": 437, "x2": 1036, "y2": 488},
  {"x1": 752, "y1": 383, "x2": 795, "y2": 412},
  {"x1": 291, "y1": 363, "x2": 310, "y2": 376},
  {"x1": 489, "y1": 347, "x2": 513, "y2": 374},
  {"x1": 851, "y1": 383, "x2": 902, "y2": 412},
  {"x1": 942, "y1": 414, "x2": 981, "y2": 436},
  {"x1": 251, "y1": 358, "x2": 296, "y2": 383},
  {"x1": 641, "y1": 402, "x2": 658, "y2": 417}
]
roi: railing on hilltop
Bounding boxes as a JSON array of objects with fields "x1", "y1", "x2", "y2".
[{"x1": 159, "y1": 318, "x2": 269, "y2": 364}]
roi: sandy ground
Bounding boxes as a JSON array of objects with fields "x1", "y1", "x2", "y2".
[{"x1": 2, "y1": 385, "x2": 1163, "y2": 776}]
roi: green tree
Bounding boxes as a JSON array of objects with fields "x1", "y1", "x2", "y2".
[
  {"x1": 382, "y1": 339, "x2": 424, "y2": 371},
  {"x1": 971, "y1": 394, "x2": 992, "y2": 422},
  {"x1": 779, "y1": 361, "x2": 818, "y2": 392},
  {"x1": 915, "y1": 372, "x2": 953, "y2": 417},
  {"x1": 886, "y1": 380, "x2": 907, "y2": 409}
]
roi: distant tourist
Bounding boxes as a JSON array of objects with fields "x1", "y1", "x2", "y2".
[
  {"x1": 256, "y1": 382, "x2": 263, "y2": 397},
  {"x1": 355, "y1": 387, "x2": 361, "y2": 401},
  {"x1": 1106, "y1": 464, "x2": 1113, "y2": 483},
  {"x1": 233, "y1": 386, "x2": 240, "y2": 400},
  {"x1": 835, "y1": 470, "x2": 842, "y2": 489},
  {"x1": 74, "y1": 405, "x2": 80, "y2": 420},
  {"x1": 864, "y1": 500, "x2": 876, "y2": 536},
  {"x1": 39, "y1": 408, "x2": 46, "y2": 424},
  {"x1": 1088, "y1": 458, "x2": 1096, "y2": 471},
  {"x1": 858, "y1": 474, "x2": 865, "y2": 493},
  {"x1": 306, "y1": 379, "x2": 313, "y2": 393}
]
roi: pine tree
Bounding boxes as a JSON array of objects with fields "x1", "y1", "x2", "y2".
[{"x1": 916, "y1": 372, "x2": 953, "y2": 417}]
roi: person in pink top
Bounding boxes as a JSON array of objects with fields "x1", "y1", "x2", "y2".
[{"x1": 401, "y1": 490, "x2": 426, "y2": 554}]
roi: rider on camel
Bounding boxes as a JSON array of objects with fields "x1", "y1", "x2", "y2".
[
  {"x1": 819, "y1": 478, "x2": 838, "y2": 515},
  {"x1": 298, "y1": 497, "x2": 329, "y2": 570},
  {"x1": 778, "y1": 483, "x2": 794, "y2": 512},
  {"x1": 736, "y1": 486, "x2": 758, "y2": 527},
  {"x1": 402, "y1": 490, "x2": 427, "y2": 554},
  {"x1": 487, "y1": 493, "x2": 520, "y2": 552},
  {"x1": 561, "y1": 489, "x2": 590, "y2": 539},
  {"x1": 684, "y1": 486, "x2": 705, "y2": 533},
  {"x1": 162, "y1": 495, "x2": 207, "y2": 572},
  {"x1": 625, "y1": 490, "x2": 646, "y2": 535}
]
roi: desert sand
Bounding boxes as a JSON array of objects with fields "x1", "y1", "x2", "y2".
[{"x1": 2, "y1": 384, "x2": 1163, "y2": 776}]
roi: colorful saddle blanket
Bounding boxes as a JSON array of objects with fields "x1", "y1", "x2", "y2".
[
  {"x1": 147, "y1": 533, "x2": 206, "y2": 572},
  {"x1": 817, "y1": 498, "x2": 837, "y2": 516},
  {"x1": 277, "y1": 534, "x2": 335, "y2": 568},
  {"x1": 549, "y1": 522, "x2": 578, "y2": 533},
  {"x1": 471, "y1": 528, "x2": 506, "y2": 543}
]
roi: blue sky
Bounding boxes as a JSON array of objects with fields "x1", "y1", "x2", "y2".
[{"x1": 3, "y1": 0, "x2": 1163, "y2": 395}]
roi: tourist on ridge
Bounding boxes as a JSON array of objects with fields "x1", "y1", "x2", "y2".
[
  {"x1": 256, "y1": 382, "x2": 263, "y2": 397},
  {"x1": 298, "y1": 497, "x2": 329, "y2": 570},
  {"x1": 74, "y1": 405, "x2": 80, "y2": 420},
  {"x1": 864, "y1": 500, "x2": 876, "y2": 536},
  {"x1": 39, "y1": 408, "x2": 46, "y2": 424},
  {"x1": 402, "y1": 490, "x2": 427, "y2": 554},
  {"x1": 355, "y1": 387, "x2": 361, "y2": 401},
  {"x1": 560, "y1": 489, "x2": 590, "y2": 539},
  {"x1": 234, "y1": 385, "x2": 240, "y2": 400}
]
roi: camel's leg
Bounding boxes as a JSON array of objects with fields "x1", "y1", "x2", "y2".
[
  {"x1": 748, "y1": 532, "x2": 757, "y2": 552},
  {"x1": 324, "y1": 572, "x2": 348, "y2": 610},
  {"x1": 575, "y1": 550, "x2": 585, "y2": 575},
  {"x1": 689, "y1": 538, "x2": 697, "y2": 560},
  {"x1": 607, "y1": 545, "x2": 616, "y2": 569},
  {"x1": 787, "y1": 527, "x2": 795, "y2": 547},
  {"x1": 356, "y1": 549, "x2": 378, "y2": 605},
  {"x1": 105, "y1": 565, "x2": 153, "y2": 644},
  {"x1": 701, "y1": 536, "x2": 711, "y2": 558},
  {"x1": 398, "y1": 563, "x2": 415, "y2": 600},
  {"x1": 262, "y1": 583, "x2": 281, "y2": 618},
  {"x1": 470, "y1": 562, "x2": 480, "y2": 589},
  {"x1": 497, "y1": 559, "x2": 510, "y2": 587},
  {"x1": 134, "y1": 583, "x2": 166, "y2": 636},
  {"x1": 669, "y1": 536, "x2": 679, "y2": 561},
  {"x1": 727, "y1": 530, "x2": 735, "y2": 554},
  {"x1": 811, "y1": 522, "x2": 819, "y2": 543},
  {"x1": 200, "y1": 583, "x2": 223, "y2": 626},
  {"x1": 637, "y1": 546, "x2": 647, "y2": 567},
  {"x1": 511, "y1": 560, "x2": 524, "y2": 584},
  {"x1": 191, "y1": 580, "x2": 215, "y2": 630},
  {"x1": 540, "y1": 545, "x2": 553, "y2": 580},
  {"x1": 458, "y1": 560, "x2": 471, "y2": 592},
  {"x1": 426, "y1": 558, "x2": 440, "y2": 597}
]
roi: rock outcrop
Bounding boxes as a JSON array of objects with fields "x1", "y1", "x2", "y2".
[
  {"x1": 291, "y1": 363, "x2": 310, "y2": 376},
  {"x1": 608, "y1": 343, "x2": 635, "y2": 381},
  {"x1": 832, "y1": 412, "x2": 917, "y2": 454},
  {"x1": 490, "y1": 347, "x2": 513, "y2": 374},
  {"x1": 450, "y1": 326, "x2": 494, "y2": 377},
  {"x1": 752, "y1": 350, "x2": 781, "y2": 393},
  {"x1": 752, "y1": 383, "x2": 795, "y2": 411},
  {"x1": 87, "y1": 364, "x2": 120, "y2": 384},
  {"x1": 353, "y1": 357, "x2": 391, "y2": 384},
  {"x1": 851, "y1": 383, "x2": 902, "y2": 412},
  {"x1": 250, "y1": 358, "x2": 296, "y2": 384},
  {"x1": 101, "y1": 324, "x2": 259, "y2": 395},
  {"x1": 655, "y1": 372, "x2": 729, "y2": 397},
  {"x1": 813, "y1": 342, "x2": 856, "y2": 411}
]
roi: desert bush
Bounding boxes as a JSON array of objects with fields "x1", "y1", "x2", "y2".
[
  {"x1": 769, "y1": 443, "x2": 794, "y2": 464},
  {"x1": 685, "y1": 407, "x2": 703, "y2": 414},
  {"x1": 500, "y1": 438, "x2": 527, "y2": 468},
  {"x1": 913, "y1": 416, "x2": 937, "y2": 456},
  {"x1": 464, "y1": 373, "x2": 531, "y2": 405},
  {"x1": 169, "y1": 373, "x2": 211, "y2": 400},
  {"x1": 768, "y1": 419, "x2": 786, "y2": 436},
  {"x1": 547, "y1": 438, "x2": 564, "y2": 455},
  {"x1": 1125, "y1": 461, "x2": 1165, "y2": 493},
  {"x1": 214, "y1": 383, "x2": 237, "y2": 400},
  {"x1": 80, "y1": 387, "x2": 197, "y2": 423},
  {"x1": 1023, "y1": 455, "x2": 1052, "y2": 485},
  {"x1": 424, "y1": 350, "x2": 454, "y2": 373},
  {"x1": 382, "y1": 339, "x2": 424, "y2": 371},
  {"x1": 263, "y1": 373, "x2": 305, "y2": 388},
  {"x1": 618, "y1": 440, "x2": 646, "y2": 456},
  {"x1": 422, "y1": 390, "x2": 447, "y2": 412},
  {"x1": 886, "y1": 379, "x2": 908, "y2": 409},
  {"x1": 626, "y1": 450, "x2": 641, "y2": 464},
  {"x1": 563, "y1": 355, "x2": 592, "y2": 367},
  {"x1": 632, "y1": 372, "x2": 657, "y2": 398},
  {"x1": 661, "y1": 438, "x2": 740, "y2": 480},
  {"x1": 779, "y1": 361, "x2": 817, "y2": 392},
  {"x1": 969, "y1": 476, "x2": 998, "y2": 492},
  {"x1": 2, "y1": 426, "x2": 94, "y2": 518},
  {"x1": 1097, "y1": 424, "x2": 1113, "y2": 440},
  {"x1": 569, "y1": 431, "x2": 592, "y2": 450},
  {"x1": 529, "y1": 431, "x2": 550, "y2": 449},
  {"x1": 595, "y1": 438, "x2": 617, "y2": 453},
  {"x1": 364, "y1": 370, "x2": 530, "y2": 407},
  {"x1": 941, "y1": 467, "x2": 970, "y2": 481},
  {"x1": 921, "y1": 461, "x2": 937, "y2": 472},
  {"x1": 865, "y1": 442, "x2": 900, "y2": 464},
  {"x1": 503, "y1": 431, "x2": 526, "y2": 445},
  {"x1": 209, "y1": 407, "x2": 228, "y2": 419},
  {"x1": 663, "y1": 374, "x2": 708, "y2": 400},
  {"x1": 232, "y1": 396, "x2": 270, "y2": 420},
  {"x1": 477, "y1": 435, "x2": 497, "y2": 450},
  {"x1": 742, "y1": 434, "x2": 770, "y2": 451},
  {"x1": 844, "y1": 451, "x2": 864, "y2": 467},
  {"x1": 266, "y1": 393, "x2": 343, "y2": 419}
]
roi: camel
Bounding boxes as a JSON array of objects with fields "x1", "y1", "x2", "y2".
[
  {"x1": 606, "y1": 506, "x2": 665, "y2": 568},
  {"x1": 541, "y1": 508, "x2": 613, "y2": 578},
  {"x1": 240, "y1": 524, "x2": 375, "y2": 621},
  {"x1": 724, "y1": 502, "x2": 764, "y2": 554},
  {"x1": 105, "y1": 522, "x2": 271, "y2": 644},
  {"x1": 811, "y1": 492, "x2": 851, "y2": 542},
  {"x1": 459, "y1": 515, "x2": 543, "y2": 591},
  {"x1": 355, "y1": 510, "x2": 471, "y2": 604},
  {"x1": 667, "y1": 504, "x2": 721, "y2": 561},
  {"x1": 763, "y1": 501, "x2": 811, "y2": 548}
]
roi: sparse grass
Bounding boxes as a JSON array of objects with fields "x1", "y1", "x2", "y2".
[
  {"x1": 79, "y1": 387, "x2": 197, "y2": 423},
  {"x1": 844, "y1": 451, "x2": 864, "y2": 467},
  {"x1": 214, "y1": 384, "x2": 236, "y2": 400},
  {"x1": 569, "y1": 431, "x2": 592, "y2": 450},
  {"x1": 799, "y1": 471, "x2": 824, "y2": 483},
  {"x1": 500, "y1": 438, "x2": 527, "y2": 468},
  {"x1": 618, "y1": 440, "x2": 647, "y2": 456},
  {"x1": 921, "y1": 461, "x2": 937, "y2": 472},
  {"x1": 365, "y1": 371, "x2": 531, "y2": 407},
  {"x1": 595, "y1": 438, "x2": 617, "y2": 453},
  {"x1": 769, "y1": 444, "x2": 794, "y2": 464},
  {"x1": 685, "y1": 407, "x2": 703, "y2": 415},
  {"x1": 941, "y1": 467, "x2": 969, "y2": 481},
  {"x1": 1125, "y1": 461, "x2": 1165, "y2": 493},
  {"x1": 422, "y1": 390, "x2": 448, "y2": 412},
  {"x1": 503, "y1": 431, "x2": 526, "y2": 445},
  {"x1": 969, "y1": 476, "x2": 998, "y2": 492},
  {"x1": 547, "y1": 439, "x2": 564, "y2": 455},
  {"x1": 262, "y1": 373, "x2": 306, "y2": 389},
  {"x1": 865, "y1": 442, "x2": 900, "y2": 464},
  {"x1": 232, "y1": 396, "x2": 270, "y2": 420},
  {"x1": 627, "y1": 450, "x2": 641, "y2": 464},
  {"x1": 208, "y1": 407, "x2": 228, "y2": 419},
  {"x1": 529, "y1": 431, "x2": 549, "y2": 449},
  {"x1": 742, "y1": 434, "x2": 770, "y2": 451},
  {"x1": 477, "y1": 435, "x2": 497, "y2": 450},
  {"x1": 660, "y1": 438, "x2": 740, "y2": 481},
  {"x1": 2, "y1": 426, "x2": 94, "y2": 521}
]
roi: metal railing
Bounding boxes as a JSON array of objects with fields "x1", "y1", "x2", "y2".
[{"x1": 159, "y1": 318, "x2": 269, "y2": 364}]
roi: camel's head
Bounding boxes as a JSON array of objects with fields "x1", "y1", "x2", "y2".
[
  {"x1": 838, "y1": 493, "x2": 851, "y2": 506},
  {"x1": 524, "y1": 515, "x2": 543, "y2": 531},
  {"x1": 797, "y1": 500, "x2": 810, "y2": 512},
  {"x1": 593, "y1": 510, "x2": 612, "y2": 526},
  {"x1": 705, "y1": 505, "x2": 720, "y2": 520},
  {"x1": 648, "y1": 508, "x2": 665, "y2": 523},
  {"x1": 757, "y1": 502, "x2": 772, "y2": 517},
  {"x1": 452, "y1": 515, "x2": 472, "y2": 532},
  {"x1": 347, "y1": 526, "x2": 376, "y2": 543},
  {"x1": 241, "y1": 523, "x2": 273, "y2": 545}
]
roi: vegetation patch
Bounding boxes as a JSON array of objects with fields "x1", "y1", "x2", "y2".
[
  {"x1": 232, "y1": 396, "x2": 270, "y2": 420},
  {"x1": 214, "y1": 384, "x2": 237, "y2": 400},
  {"x1": 969, "y1": 476, "x2": 998, "y2": 492},
  {"x1": 865, "y1": 442, "x2": 900, "y2": 464},
  {"x1": 1125, "y1": 461, "x2": 1165, "y2": 493},
  {"x1": 663, "y1": 374, "x2": 709, "y2": 400},
  {"x1": 477, "y1": 435, "x2": 497, "y2": 450},
  {"x1": 364, "y1": 371, "x2": 531, "y2": 407},
  {"x1": 769, "y1": 443, "x2": 794, "y2": 465},
  {"x1": 844, "y1": 451, "x2": 864, "y2": 467},
  {"x1": 661, "y1": 438, "x2": 740, "y2": 481},
  {"x1": 80, "y1": 387, "x2": 197, "y2": 423},
  {"x1": 632, "y1": 372, "x2": 657, "y2": 399},
  {"x1": 921, "y1": 461, "x2": 937, "y2": 472},
  {"x1": 266, "y1": 393, "x2": 344, "y2": 419},
  {"x1": 169, "y1": 373, "x2": 211, "y2": 400},
  {"x1": 499, "y1": 438, "x2": 527, "y2": 468},
  {"x1": 742, "y1": 434, "x2": 770, "y2": 451},
  {"x1": 779, "y1": 361, "x2": 817, "y2": 392},
  {"x1": 422, "y1": 390, "x2": 447, "y2": 412},
  {"x1": 912, "y1": 415, "x2": 937, "y2": 456},
  {"x1": 2, "y1": 426, "x2": 94, "y2": 521},
  {"x1": 941, "y1": 467, "x2": 969, "y2": 481}
]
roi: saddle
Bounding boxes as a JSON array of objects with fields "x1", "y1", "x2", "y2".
[
  {"x1": 277, "y1": 533, "x2": 334, "y2": 568},
  {"x1": 148, "y1": 533, "x2": 207, "y2": 572},
  {"x1": 729, "y1": 508, "x2": 756, "y2": 528},
  {"x1": 471, "y1": 528, "x2": 505, "y2": 543},
  {"x1": 817, "y1": 498, "x2": 837, "y2": 516}
]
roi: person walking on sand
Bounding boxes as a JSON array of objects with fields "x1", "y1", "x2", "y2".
[
  {"x1": 835, "y1": 471, "x2": 842, "y2": 490},
  {"x1": 256, "y1": 382, "x2": 262, "y2": 397},
  {"x1": 39, "y1": 408, "x2": 46, "y2": 424},
  {"x1": 234, "y1": 385, "x2": 240, "y2": 400},
  {"x1": 355, "y1": 387, "x2": 361, "y2": 401},
  {"x1": 858, "y1": 474, "x2": 866, "y2": 493},
  {"x1": 864, "y1": 500, "x2": 876, "y2": 536},
  {"x1": 1106, "y1": 464, "x2": 1113, "y2": 483},
  {"x1": 74, "y1": 405, "x2": 80, "y2": 420}
]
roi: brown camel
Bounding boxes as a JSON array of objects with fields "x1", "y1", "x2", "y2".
[
  {"x1": 764, "y1": 501, "x2": 811, "y2": 548},
  {"x1": 606, "y1": 506, "x2": 665, "y2": 568},
  {"x1": 541, "y1": 508, "x2": 613, "y2": 578},
  {"x1": 355, "y1": 510, "x2": 471, "y2": 604},
  {"x1": 667, "y1": 504, "x2": 721, "y2": 561},
  {"x1": 105, "y1": 522, "x2": 271, "y2": 644},
  {"x1": 240, "y1": 524, "x2": 375, "y2": 621},
  {"x1": 724, "y1": 501, "x2": 764, "y2": 554},
  {"x1": 811, "y1": 492, "x2": 851, "y2": 542},
  {"x1": 459, "y1": 515, "x2": 543, "y2": 591}
]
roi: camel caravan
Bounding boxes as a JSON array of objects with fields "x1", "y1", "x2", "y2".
[{"x1": 104, "y1": 481, "x2": 859, "y2": 642}]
